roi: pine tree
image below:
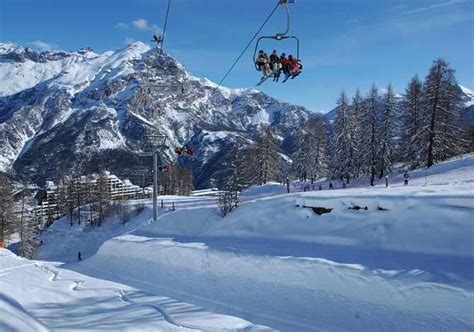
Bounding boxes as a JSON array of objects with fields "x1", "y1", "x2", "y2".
[
  {"x1": 292, "y1": 126, "x2": 311, "y2": 181},
  {"x1": 349, "y1": 89, "x2": 364, "y2": 177},
  {"x1": 376, "y1": 84, "x2": 398, "y2": 178},
  {"x1": 331, "y1": 90, "x2": 351, "y2": 180},
  {"x1": 19, "y1": 206, "x2": 41, "y2": 259},
  {"x1": 255, "y1": 125, "x2": 279, "y2": 184},
  {"x1": 0, "y1": 176, "x2": 17, "y2": 245},
  {"x1": 420, "y1": 59, "x2": 465, "y2": 167},
  {"x1": 293, "y1": 120, "x2": 329, "y2": 182},
  {"x1": 95, "y1": 171, "x2": 111, "y2": 226},
  {"x1": 305, "y1": 120, "x2": 329, "y2": 180},
  {"x1": 401, "y1": 76, "x2": 423, "y2": 168},
  {"x1": 361, "y1": 84, "x2": 380, "y2": 186},
  {"x1": 227, "y1": 141, "x2": 252, "y2": 191}
]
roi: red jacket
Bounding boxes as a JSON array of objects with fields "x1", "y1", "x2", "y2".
[{"x1": 290, "y1": 59, "x2": 299, "y2": 70}]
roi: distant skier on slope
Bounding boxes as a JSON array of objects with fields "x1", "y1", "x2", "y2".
[{"x1": 404, "y1": 171, "x2": 410, "y2": 186}]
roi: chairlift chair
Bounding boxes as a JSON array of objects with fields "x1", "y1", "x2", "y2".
[{"x1": 253, "y1": 0, "x2": 301, "y2": 84}]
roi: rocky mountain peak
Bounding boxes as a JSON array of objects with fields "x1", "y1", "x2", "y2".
[{"x1": 0, "y1": 42, "x2": 318, "y2": 188}]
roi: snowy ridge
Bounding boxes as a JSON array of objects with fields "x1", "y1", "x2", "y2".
[
  {"x1": 0, "y1": 42, "x2": 151, "y2": 97},
  {"x1": 460, "y1": 84, "x2": 474, "y2": 107},
  {"x1": 188, "y1": 74, "x2": 259, "y2": 98}
]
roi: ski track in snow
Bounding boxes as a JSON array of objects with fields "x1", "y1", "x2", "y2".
[{"x1": 33, "y1": 263, "x2": 204, "y2": 331}]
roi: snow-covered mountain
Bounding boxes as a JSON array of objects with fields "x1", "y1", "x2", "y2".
[
  {"x1": 0, "y1": 42, "x2": 321, "y2": 188},
  {"x1": 459, "y1": 85, "x2": 474, "y2": 123}
]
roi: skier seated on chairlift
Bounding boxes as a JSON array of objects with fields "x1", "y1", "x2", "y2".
[
  {"x1": 280, "y1": 52, "x2": 289, "y2": 76},
  {"x1": 269, "y1": 50, "x2": 282, "y2": 81},
  {"x1": 287, "y1": 55, "x2": 302, "y2": 78},
  {"x1": 256, "y1": 50, "x2": 272, "y2": 77},
  {"x1": 175, "y1": 146, "x2": 193, "y2": 157}
]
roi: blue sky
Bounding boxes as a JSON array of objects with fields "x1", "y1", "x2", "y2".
[{"x1": 1, "y1": 0, "x2": 473, "y2": 112}]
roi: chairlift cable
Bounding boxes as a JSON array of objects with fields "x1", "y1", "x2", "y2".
[
  {"x1": 161, "y1": 0, "x2": 172, "y2": 50},
  {"x1": 208, "y1": 1, "x2": 280, "y2": 99}
]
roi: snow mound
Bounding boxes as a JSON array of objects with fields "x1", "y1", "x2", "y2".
[
  {"x1": 240, "y1": 182, "x2": 287, "y2": 198},
  {"x1": 143, "y1": 186, "x2": 474, "y2": 258}
]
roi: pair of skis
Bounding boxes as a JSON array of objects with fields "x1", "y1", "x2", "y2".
[{"x1": 256, "y1": 70, "x2": 300, "y2": 86}]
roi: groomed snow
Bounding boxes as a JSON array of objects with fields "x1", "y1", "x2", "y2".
[
  {"x1": 0, "y1": 249, "x2": 271, "y2": 331},
  {"x1": 5, "y1": 153, "x2": 474, "y2": 331},
  {"x1": 80, "y1": 234, "x2": 473, "y2": 331}
]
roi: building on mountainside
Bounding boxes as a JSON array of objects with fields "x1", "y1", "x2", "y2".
[
  {"x1": 103, "y1": 172, "x2": 141, "y2": 200},
  {"x1": 34, "y1": 181, "x2": 60, "y2": 227},
  {"x1": 32, "y1": 171, "x2": 142, "y2": 227}
]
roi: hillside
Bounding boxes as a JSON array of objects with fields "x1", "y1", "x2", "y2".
[{"x1": 9, "y1": 153, "x2": 471, "y2": 331}]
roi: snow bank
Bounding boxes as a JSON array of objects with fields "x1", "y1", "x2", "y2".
[
  {"x1": 141, "y1": 187, "x2": 474, "y2": 258},
  {"x1": 82, "y1": 235, "x2": 473, "y2": 331},
  {"x1": 240, "y1": 182, "x2": 287, "y2": 199}
]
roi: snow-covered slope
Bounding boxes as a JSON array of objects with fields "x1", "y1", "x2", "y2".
[
  {"x1": 0, "y1": 293, "x2": 49, "y2": 332},
  {"x1": 32, "y1": 154, "x2": 474, "y2": 331},
  {"x1": 0, "y1": 42, "x2": 320, "y2": 188},
  {"x1": 0, "y1": 249, "x2": 271, "y2": 331}
]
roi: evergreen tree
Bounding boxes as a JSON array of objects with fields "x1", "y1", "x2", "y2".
[
  {"x1": 362, "y1": 84, "x2": 380, "y2": 186},
  {"x1": 292, "y1": 125, "x2": 311, "y2": 181},
  {"x1": 420, "y1": 59, "x2": 465, "y2": 167},
  {"x1": 255, "y1": 125, "x2": 279, "y2": 184},
  {"x1": 331, "y1": 90, "x2": 351, "y2": 180},
  {"x1": 19, "y1": 207, "x2": 41, "y2": 259},
  {"x1": 377, "y1": 84, "x2": 398, "y2": 178},
  {"x1": 401, "y1": 76, "x2": 423, "y2": 168},
  {"x1": 95, "y1": 171, "x2": 111, "y2": 226},
  {"x1": 307, "y1": 121, "x2": 329, "y2": 180},
  {"x1": 0, "y1": 176, "x2": 17, "y2": 245},
  {"x1": 349, "y1": 89, "x2": 364, "y2": 178},
  {"x1": 292, "y1": 120, "x2": 329, "y2": 181},
  {"x1": 227, "y1": 141, "x2": 253, "y2": 191}
]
